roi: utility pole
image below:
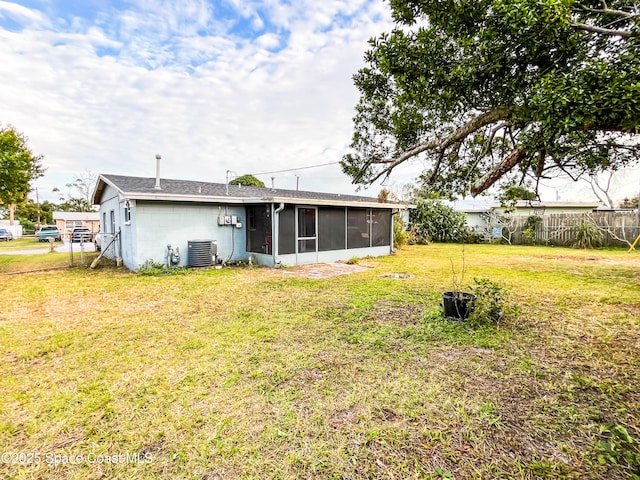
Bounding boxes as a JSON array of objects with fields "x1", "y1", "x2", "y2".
[{"x1": 36, "y1": 187, "x2": 41, "y2": 227}]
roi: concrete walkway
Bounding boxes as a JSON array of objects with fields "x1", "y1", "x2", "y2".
[{"x1": 279, "y1": 262, "x2": 371, "y2": 279}]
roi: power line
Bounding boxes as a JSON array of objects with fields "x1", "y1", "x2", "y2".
[{"x1": 249, "y1": 161, "x2": 340, "y2": 177}]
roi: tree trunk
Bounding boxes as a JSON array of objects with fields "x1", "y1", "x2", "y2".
[{"x1": 8, "y1": 204, "x2": 16, "y2": 225}]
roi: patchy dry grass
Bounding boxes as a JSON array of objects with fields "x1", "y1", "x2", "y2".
[
  {"x1": 0, "y1": 244, "x2": 638, "y2": 479},
  {"x1": 0, "y1": 237, "x2": 98, "y2": 273},
  {"x1": 0, "y1": 237, "x2": 51, "y2": 251}
]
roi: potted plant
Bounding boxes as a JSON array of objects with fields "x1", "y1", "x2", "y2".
[{"x1": 442, "y1": 247, "x2": 476, "y2": 320}]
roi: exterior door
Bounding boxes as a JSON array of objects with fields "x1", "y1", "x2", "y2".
[{"x1": 296, "y1": 206, "x2": 318, "y2": 264}]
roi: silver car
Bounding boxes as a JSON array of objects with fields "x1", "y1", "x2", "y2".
[{"x1": 0, "y1": 228, "x2": 14, "y2": 241}]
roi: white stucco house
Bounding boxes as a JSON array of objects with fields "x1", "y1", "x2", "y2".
[{"x1": 91, "y1": 174, "x2": 403, "y2": 271}]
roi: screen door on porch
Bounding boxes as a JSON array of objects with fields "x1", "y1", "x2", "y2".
[{"x1": 297, "y1": 207, "x2": 317, "y2": 253}]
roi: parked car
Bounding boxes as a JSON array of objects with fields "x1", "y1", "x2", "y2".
[
  {"x1": 36, "y1": 225, "x2": 61, "y2": 242},
  {"x1": 71, "y1": 227, "x2": 93, "y2": 243},
  {"x1": 0, "y1": 228, "x2": 14, "y2": 241}
]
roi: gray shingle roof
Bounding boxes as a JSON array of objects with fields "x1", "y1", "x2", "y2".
[{"x1": 96, "y1": 174, "x2": 395, "y2": 206}]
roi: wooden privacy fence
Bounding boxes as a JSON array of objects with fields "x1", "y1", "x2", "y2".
[{"x1": 498, "y1": 211, "x2": 640, "y2": 247}]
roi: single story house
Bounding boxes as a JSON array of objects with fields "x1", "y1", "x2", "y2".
[
  {"x1": 91, "y1": 174, "x2": 404, "y2": 271},
  {"x1": 448, "y1": 199, "x2": 602, "y2": 239},
  {"x1": 53, "y1": 211, "x2": 100, "y2": 236},
  {"x1": 490, "y1": 201, "x2": 601, "y2": 217}
]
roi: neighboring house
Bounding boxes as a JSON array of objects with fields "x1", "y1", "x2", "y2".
[
  {"x1": 53, "y1": 211, "x2": 100, "y2": 236},
  {"x1": 491, "y1": 201, "x2": 602, "y2": 217},
  {"x1": 446, "y1": 199, "x2": 493, "y2": 232},
  {"x1": 91, "y1": 174, "x2": 403, "y2": 271},
  {"x1": 448, "y1": 199, "x2": 602, "y2": 239}
]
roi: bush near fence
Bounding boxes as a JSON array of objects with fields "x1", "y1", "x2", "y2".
[{"x1": 499, "y1": 212, "x2": 640, "y2": 247}]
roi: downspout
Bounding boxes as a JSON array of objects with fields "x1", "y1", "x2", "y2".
[{"x1": 273, "y1": 202, "x2": 285, "y2": 266}]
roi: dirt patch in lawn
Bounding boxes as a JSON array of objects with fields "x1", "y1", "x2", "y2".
[
  {"x1": 279, "y1": 262, "x2": 372, "y2": 279},
  {"x1": 539, "y1": 253, "x2": 640, "y2": 267},
  {"x1": 372, "y1": 300, "x2": 423, "y2": 325}
]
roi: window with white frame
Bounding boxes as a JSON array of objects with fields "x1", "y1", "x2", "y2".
[
  {"x1": 124, "y1": 201, "x2": 131, "y2": 224},
  {"x1": 65, "y1": 220, "x2": 84, "y2": 232}
]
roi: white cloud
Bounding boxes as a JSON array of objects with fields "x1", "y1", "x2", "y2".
[
  {"x1": 0, "y1": 1, "x2": 402, "y2": 203},
  {"x1": 4, "y1": 0, "x2": 635, "y2": 206},
  {"x1": 0, "y1": 1, "x2": 47, "y2": 25},
  {"x1": 254, "y1": 32, "x2": 279, "y2": 49}
]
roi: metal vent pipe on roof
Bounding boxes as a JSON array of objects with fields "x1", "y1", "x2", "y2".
[{"x1": 155, "y1": 154, "x2": 162, "y2": 190}]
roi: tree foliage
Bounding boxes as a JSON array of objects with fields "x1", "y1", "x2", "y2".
[
  {"x1": 53, "y1": 171, "x2": 97, "y2": 212},
  {"x1": 0, "y1": 125, "x2": 44, "y2": 208},
  {"x1": 229, "y1": 174, "x2": 266, "y2": 188},
  {"x1": 342, "y1": 0, "x2": 640, "y2": 197},
  {"x1": 410, "y1": 198, "x2": 470, "y2": 243},
  {"x1": 497, "y1": 181, "x2": 537, "y2": 213},
  {"x1": 15, "y1": 199, "x2": 55, "y2": 226}
]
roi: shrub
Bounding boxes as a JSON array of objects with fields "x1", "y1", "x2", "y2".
[
  {"x1": 574, "y1": 219, "x2": 604, "y2": 249},
  {"x1": 467, "y1": 278, "x2": 518, "y2": 326},
  {"x1": 138, "y1": 260, "x2": 188, "y2": 276},
  {"x1": 410, "y1": 199, "x2": 470, "y2": 243},
  {"x1": 229, "y1": 174, "x2": 265, "y2": 188},
  {"x1": 393, "y1": 215, "x2": 410, "y2": 248},
  {"x1": 522, "y1": 215, "x2": 542, "y2": 244}
]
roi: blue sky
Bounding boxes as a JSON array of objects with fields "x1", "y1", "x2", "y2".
[
  {"x1": 0, "y1": 0, "x2": 405, "y2": 202},
  {"x1": 1, "y1": 0, "x2": 637, "y2": 204}
]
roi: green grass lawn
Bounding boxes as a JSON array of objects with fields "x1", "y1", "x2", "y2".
[
  {"x1": 0, "y1": 237, "x2": 97, "y2": 273},
  {"x1": 1, "y1": 244, "x2": 638, "y2": 479},
  {"x1": 0, "y1": 236, "x2": 51, "y2": 250}
]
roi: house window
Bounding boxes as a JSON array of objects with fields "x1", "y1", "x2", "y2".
[
  {"x1": 533, "y1": 207, "x2": 545, "y2": 215},
  {"x1": 110, "y1": 210, "x2": 115, "y2": 234},
  {"x1": 124, "y1": 202, "x2": 131, "y2": 224},
  {"x1": 65, "y1": 220, "x2": 84, "y2": 232},
  {"x1": 102, "y1": 212, "x2": 107, "y2": 233}
]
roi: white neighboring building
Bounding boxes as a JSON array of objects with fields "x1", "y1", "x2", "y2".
[
  {"x1": 447, "y1": 199, "x2": 602, "y2": 239},
  {"x1": 0, "y1": 219, "x2": 22, "y2": 238}
]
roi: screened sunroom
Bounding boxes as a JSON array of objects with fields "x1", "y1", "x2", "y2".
[{"x1": 245, "y1": 203, "x2": 393, "y2": 266}]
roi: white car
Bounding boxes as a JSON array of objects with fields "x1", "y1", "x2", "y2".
[{"x1": 94, "y1": 233, "x2": 102, "y2": 251}]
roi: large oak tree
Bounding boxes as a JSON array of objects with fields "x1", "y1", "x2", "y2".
[
  {"x1": 341, "y1": 0, "x2": 640, "y2": 197},
  {"x1": 0, "y1": 125, "x2": 44, "y2": 224}
]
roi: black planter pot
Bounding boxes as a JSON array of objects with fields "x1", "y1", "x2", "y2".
[{"x1": 442, "y1": 291, "x2": 476, "y2": 320}]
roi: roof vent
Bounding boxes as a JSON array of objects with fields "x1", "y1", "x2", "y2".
[{"x1": 155, "y1": 154, "x2": 162, "y2": 190}]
